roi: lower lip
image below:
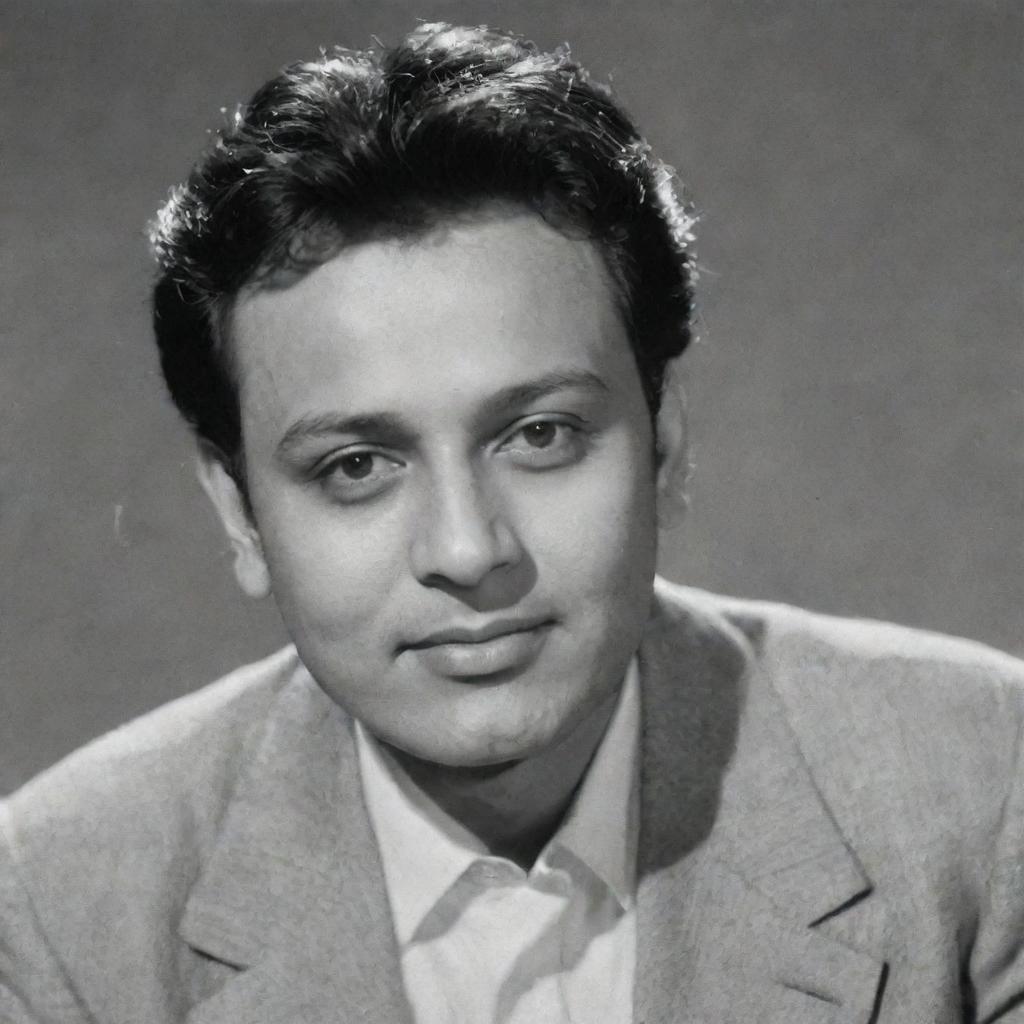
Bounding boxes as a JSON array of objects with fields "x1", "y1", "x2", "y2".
[{"x1": 409, "y1": 626, "x2": 551, "y2": 679}]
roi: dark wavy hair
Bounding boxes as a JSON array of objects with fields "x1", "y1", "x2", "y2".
[{"x1": 150, "y1": 23, "x2": 697, "y2": 484}]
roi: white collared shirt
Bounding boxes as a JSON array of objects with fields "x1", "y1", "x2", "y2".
[{"x1": 356, "y1": 661, "x2": 641, "y2": 1024}]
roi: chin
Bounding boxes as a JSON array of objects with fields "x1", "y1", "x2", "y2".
[
  {"x1": 379, "y1": 735, "x2": 524, "y2": 776},
  {"x1": 450, "y1": 695, "x2": 595, "y2": 767},
  {"x1": 377, "y1": 696, "x2": 565, "y2": 770},
  {"x1": 408, "y1": 729, "x2": 557, "y2": 770}
]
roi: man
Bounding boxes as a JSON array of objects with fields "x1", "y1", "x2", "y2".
[{"x1": 1, "y1": 22, "x2": 1022, "y2": 1024}]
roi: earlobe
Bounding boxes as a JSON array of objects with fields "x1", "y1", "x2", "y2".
[
  {"x1": 195, "y1": 446, "x2": 272, "y2": 599},
  {"x1": 654, "y1": 380, "x2": 690, "y2": 527}
]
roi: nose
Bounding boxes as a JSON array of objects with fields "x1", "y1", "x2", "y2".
[{"x1": 409, "y1": 461, "x2": 522, "y2": 590}]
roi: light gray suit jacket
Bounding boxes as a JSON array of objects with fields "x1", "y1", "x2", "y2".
[{"x1": 2, "y1": 581, "x2": 1024, "y2": 1023}]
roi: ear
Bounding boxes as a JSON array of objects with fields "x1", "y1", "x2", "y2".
[
  {"x1": 195, "y1": 444, "x2": 272, "y2": 599},
  {"x1": 654, "y1": 379, "x2": 690, "y2": 527}
]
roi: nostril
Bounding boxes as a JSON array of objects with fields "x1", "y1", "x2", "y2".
[{"x1": 411, "y1": 518, "x2": 523, "y2": 590}]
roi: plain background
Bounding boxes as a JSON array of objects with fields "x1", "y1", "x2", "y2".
[{"x1": 2, "y1": 0, "x2": 1021, "y2": 794}]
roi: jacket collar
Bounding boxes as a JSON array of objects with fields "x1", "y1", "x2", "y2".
[
  {"x1": 634, "y1": 580, "x2": 886, "y2": 1022},
  {"x1": 178, "y1": 661, "x2": 414, "y2": 1024},
  {"x1": 180, "y1": 581, "x2": 886, "y2": 1023}
]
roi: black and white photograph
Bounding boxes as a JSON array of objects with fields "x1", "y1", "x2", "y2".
[{"x1": 2, "y1": 2, "x2": 1022, "y2": 1020}]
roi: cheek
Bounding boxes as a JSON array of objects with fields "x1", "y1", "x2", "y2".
[
  {"x1": 522, "y1": 446, "x2": 658, "y2": 588},
  {"x1": 254, "y1": 495, "x2": 407, "y2": 645}
]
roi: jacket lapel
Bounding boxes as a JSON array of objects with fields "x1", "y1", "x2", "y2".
[
  {"x1": 179, "y1": 665, "x2": 413, "y2": 1024},
  {"x1": 634, "y1": 583, "x2": 888, "y2": 1023},
  {"x1": 177, "y1": 582, "x2": 887, "y2": 1023}
]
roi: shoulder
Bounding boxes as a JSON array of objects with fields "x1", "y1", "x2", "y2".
[
  {"x1": 656, "y1": 578, "x2": 1024, "y2": 771},
  {"x1": 654, "y1": 577, "x2": 1024, "y2": 720},
  {"x1": 1, "y1": 646, "x2": 302, "y2": 889},
  {"x1": 654, "y1": 578, "x2": 1024, "y2": 878}
]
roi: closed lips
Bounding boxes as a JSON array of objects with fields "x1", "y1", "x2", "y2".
[{"x1": 405, "y1": 618, "x2": 555, "y2": 649}]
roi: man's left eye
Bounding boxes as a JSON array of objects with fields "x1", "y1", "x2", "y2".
[
  {"x1": 520, "y1": 421, "x2": 559, "y2": 448},
  {"x1": 498, "y1": 419, "x2": 584, "y2": 466}
]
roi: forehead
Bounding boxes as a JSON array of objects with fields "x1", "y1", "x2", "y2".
[{"x1": 229, "y1": 209, "x2": 634, "y2": 440}]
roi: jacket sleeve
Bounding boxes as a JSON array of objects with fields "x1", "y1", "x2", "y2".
[
  {"x1": 969, "y1": 698, "x2": 1024, "y2": 1023},
  {"x1": 0, "y1": 802, "x2": 93, "y2": 1024}
]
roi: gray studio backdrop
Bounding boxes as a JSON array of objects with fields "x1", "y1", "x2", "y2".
[{"x1": 3, "y1": 0, "x2": 1022, "y2": 794}]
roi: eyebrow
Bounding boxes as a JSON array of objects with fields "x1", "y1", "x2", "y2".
[
  {"x1": 276, "y1": 413, "x2": 414, "y2": 458},
  {"x1": 275, "y1": 368, "x2": 610, "y2": 457},
  {"x1": 485, "y1": 369, "x2": 610, "y2": 416}
]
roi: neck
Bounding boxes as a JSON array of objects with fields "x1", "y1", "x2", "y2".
[{"x1": 386, "y1": 688, "x2": 621, "y2": 869}]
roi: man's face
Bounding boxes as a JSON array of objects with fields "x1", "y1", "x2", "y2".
[{"x1": 219, "y1": 208, "x2": 669, "y2": 767}]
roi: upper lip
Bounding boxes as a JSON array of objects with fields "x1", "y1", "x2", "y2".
[{"x1": 406, "y1": 616, "x2": 554, "y2": 649}]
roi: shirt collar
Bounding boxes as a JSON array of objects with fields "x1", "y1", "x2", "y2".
[
  {"x1": 356, "y1": 659, "x2": 641, "y2": 944},
  {"x1": 547, "y1": 658, "x2": 640, "y2": 909}
]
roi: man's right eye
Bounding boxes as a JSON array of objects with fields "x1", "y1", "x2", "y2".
[
  {"x1": 336, "y1": 452, "x2": 376, "y2": 480},
  {"x1": 316, "y1": 450, "x2": 404, "y2": 501}
]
